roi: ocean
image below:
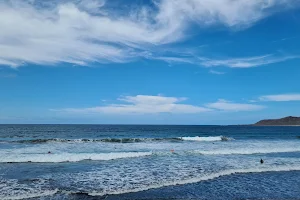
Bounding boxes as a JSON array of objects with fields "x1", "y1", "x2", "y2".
[{"x1": 0, "y1": 125, "x2": 300, "y2": 200}]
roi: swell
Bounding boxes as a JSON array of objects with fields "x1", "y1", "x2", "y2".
[
  {"x1": 3, "y1": 136, "x2": 231, "y2": 144},
  {"x1": 5, "y1": 138, "x2": 182, "y2": 144}
]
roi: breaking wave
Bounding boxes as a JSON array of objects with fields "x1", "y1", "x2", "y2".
[
  {"x1": 0, "y1": 179, "x2": 58, "y2": 200},
  {"x1": 4, "y1": 136, "x2": 231, "y2": 144},
  {"x1": 179, "y1": 136, "x2": 231, "y2": 142},
  {"x1": 88, "y1": 165, "x2": 300, "y2": 197},
  {"x1": 1, "y1": 166, "x2": 300, "y2": 199},
  {"x1": 1, "y1": 152, "x2": 152, "y2": 163},
  {"x1": 7, "y1": 138, "x2": 183, "y2": 144},
  {"x1": 0, "y1": 189, "x2": 58, "y2": 200},
  {"x1": 193, "y1": 147, "x2": 300, "y2": 155}
]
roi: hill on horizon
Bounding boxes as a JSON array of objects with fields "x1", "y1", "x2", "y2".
[{"x1": 255, "y1": 116, "x2": 300, "y2": 126}]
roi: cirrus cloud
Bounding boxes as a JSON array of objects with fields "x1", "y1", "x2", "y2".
[
  {"x1": 51, "y1": 95, "x2": 265, "y2": 114},
  {"x1": 201, "y1": 54, "x2": 299, "y2": 68},
  {"x1": 206, "y1": 99, "x2": 265, "y2": 111},
  {"x1": 209, "y1": 70, "x2": 225, "y2": 75},
  {"x1": 0, "y1": 0, "x2": 299, "y2": 68},
  {"x1": 51, "y1": 95, "x2": 212, "y2": 114},
  {"x1": 259, "y1": 94, "x2": 300, "y2": 102}
]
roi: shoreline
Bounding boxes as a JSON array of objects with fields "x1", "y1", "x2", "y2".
[
  {"x1": 104, "y1": 170, "x2": 300, "y2": 200},
  {"x1": 48, "y1": 170, "x2": 300, "y2": 200}
]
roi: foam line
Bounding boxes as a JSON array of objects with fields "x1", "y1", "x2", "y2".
[
  {"x1": 88, "y1": 165, "x2": 300, "y2": 197},
  {"x1": 193, "y1": 148, "x2": 300, "y2": 155},
  {"x1": 1, "y1": 152, "x2": 152, "y2": 163},
  {"x1": 179, "y1": 136, "x2": 230, "y2": 142}
]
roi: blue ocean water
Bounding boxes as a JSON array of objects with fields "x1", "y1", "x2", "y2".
[{"x1": 0, "y1": 125, "x2": 300, "y2": 199}]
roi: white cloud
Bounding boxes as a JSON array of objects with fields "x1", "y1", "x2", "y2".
[
  {"x1": 272, "y1": 36, "x2": 298, "y2": 43},
  {"x1": 0, "y1": 0, "x2": 298, "y2": 67},
  {"x1": 154, "y1": 56, "x2": 195, "y2": 64},
  {"x1": 259, "y1": 94, "x2": 300, "y2": 101},
  {"x1": 201, "y1": 54, "x2": 298, "y2": 68},
  {"x1": 209, "y1": 70, "x2": 225, "y2": 75},
  {"x1": 156, "y1": 0, "x2": 295, "y2": 28},
  {"x1": 206, "y1": 99, "x2": 265, "y2": 111},
  {"x1": 53, "y1": 95, "x2": 212, "y2": 114},
  {"x1": 52, "y1": 95, "x2": 266, "y2": 114},
  {"x1": 248, "y1": 100, "x2": 258, "y2": 103}
]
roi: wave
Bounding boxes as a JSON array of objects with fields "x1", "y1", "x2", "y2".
[
  {"x1": 1, "y1": 152, "x2": 152, "y2": 163},
  {"x1": 88, "y1": 165, "x2": 300, "y2": 197},
  {"x1": 1, "y1": 190, "x2": 58, "y2": 200},
  {"x1": 179, "y1": 136, "x2": 231, "y2": 142},
  {"x1": 0, "y1": 178, "x2": 58, "y2": 200},
  {"x1": 193, "y1": 148, "x2": 300, "y2": 155},
  {"x1": 5, "y1": 136, "x2": 231, "y2": 144},
  {"x1": 7, "y1": 137, "x2": 184, "y2": 144},
  {"x1": 1, "y1": 189, "x2": 58, "y2": 200},
  {"x1": 2, "y1": 165, "x2": 300, "y2": 198}
]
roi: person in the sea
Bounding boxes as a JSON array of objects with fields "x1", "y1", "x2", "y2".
[
  {"x1": 260, "y1": 159, "x2": 264, "y2": 164},
  {"x1": 48, "y1": 151, "x2": 51, "y2": 154}
]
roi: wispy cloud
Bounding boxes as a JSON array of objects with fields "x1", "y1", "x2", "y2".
[
  {"x1": 52, "y1": 95, "x2": 265, "y2": 114},
  {"x1": 259, "y1": 94, "x2": 300, "y2": 102},
  {"x1": 52, "y1": 95, "x2": 212, "y2": 114},
  {"x1": 209, "y1": 70, "x2": 225, "y2": 75},
  {"x1": 201, "y1": 54, "x2": 298, "y2": 68},
  {"x1": 272, "y1": 36, "x2": 299, "y2": 43},
  {"x1": 0, "y1": 0, "x2": 298, "y2": 67},
  {"x1": 153, "y1": 56, "x2": 196, "y2": 65},
  {"x1": 248, "y1": 100, "x2": 258, "y2": 103},
  {"x1": 206, "y1": 99, "x2": 265, "y2": 111}
]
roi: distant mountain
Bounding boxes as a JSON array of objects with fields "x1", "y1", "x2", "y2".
[{"x1": 254, "y1": 116, "x2": 300, "y2": 126}]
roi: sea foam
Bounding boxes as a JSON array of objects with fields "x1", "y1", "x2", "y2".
[
  {"x1": 6, "y1": 137, "x2": 182, "y2": 144},
  {"x1": 0, "y1": 152, "x2": 152, "y2": 163},
  {"x1": 193, "y1": 147, "x2": 300, "y2": 155},
  {"x1": 179, "y1": 136, "x2": 230, "y2": 142},
  {"x1": 0, "y1": 179, "x2": 58, "y2": 200},
  {"x1": 4, "y1": 136, "x2": 231, "y2": 144},
  {"x1": 88, "y1": 165, "x2": 300, "y2": 197}
]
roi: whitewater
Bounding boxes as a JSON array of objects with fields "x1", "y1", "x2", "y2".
[{"x1": 0, "y1": 125, "x2": 300, "y2": 199}]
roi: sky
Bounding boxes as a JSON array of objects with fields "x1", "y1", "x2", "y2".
[{"x1": 0, "y1": 0, "x2": 300, "y2": 124}]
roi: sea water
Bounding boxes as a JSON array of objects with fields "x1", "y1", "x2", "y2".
[{"x1": 0, "y1": 125, "x2": 299, "y2": 199}]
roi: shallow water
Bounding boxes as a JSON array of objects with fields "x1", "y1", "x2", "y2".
[{"x1": 0, "y1": 125, "x2": 300, "y2": 199}]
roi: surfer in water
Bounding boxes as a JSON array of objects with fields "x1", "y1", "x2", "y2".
[{"x1": 260, "y1": 159, "x2": 264, "y2": 164}]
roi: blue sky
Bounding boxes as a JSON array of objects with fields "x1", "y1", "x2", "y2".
[{"x1": 1, "y1": 0, "x2": 300, "y2": 124}]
